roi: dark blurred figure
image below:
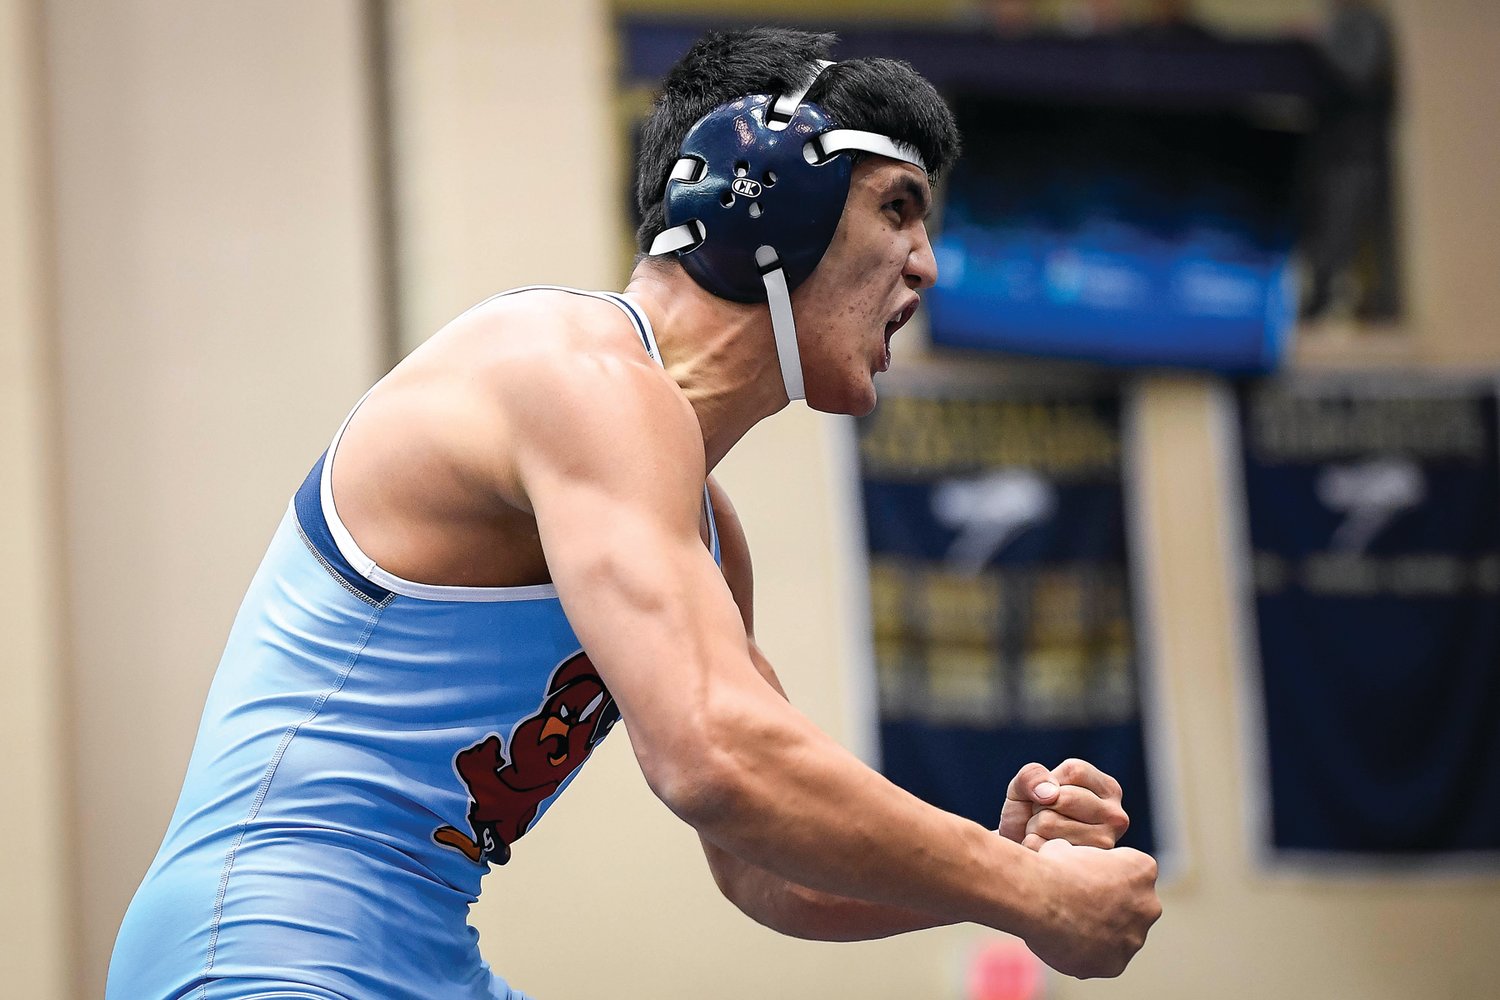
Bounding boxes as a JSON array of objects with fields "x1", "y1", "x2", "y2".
[
  {"x1": 1301, "y1": 0, "x2": 1402, "y2": 322},
  {"x1": 1132, "y1": 0, "x2": 1215, "y2": 41}
]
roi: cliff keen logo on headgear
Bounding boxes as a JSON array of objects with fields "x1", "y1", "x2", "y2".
[
  {"x1": 433, "y1": 651, "x2": 620, "y2": 865},
  {"x1": 730, "y1": 177, "x2": 762, "y2": 198}
]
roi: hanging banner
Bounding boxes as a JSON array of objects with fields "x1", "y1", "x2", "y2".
[
  {"x1": 1235, "y1": 375, "x2": 1500, "y2": 863},
  {"x1": 856, "y1": 372, "x2": 1159, "y2": 855}
]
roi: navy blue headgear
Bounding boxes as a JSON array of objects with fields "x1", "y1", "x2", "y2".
[{"x1": 648, "y1": 61, "x2": 926, "y2": 402}]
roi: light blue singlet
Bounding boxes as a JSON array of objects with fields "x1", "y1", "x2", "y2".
[{"x1": 106, "y1": 288, "x2": 718, "y2": 1000}]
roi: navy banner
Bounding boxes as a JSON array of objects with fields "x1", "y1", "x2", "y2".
[
  {"x1": 1236, "y1": 376, "x2": 1500, "y2": 860},
  {"x1": 857, "y1": 375, "x2": 1158, "y2": 854}
]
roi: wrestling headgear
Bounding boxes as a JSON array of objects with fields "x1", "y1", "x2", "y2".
[{"x1": 647, "y1": 61, "x2": 926, "y2": 402}]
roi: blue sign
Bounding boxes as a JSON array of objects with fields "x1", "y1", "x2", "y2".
[{"x1": 927, "y1": 106, "x2": 1297, "y2": 374}]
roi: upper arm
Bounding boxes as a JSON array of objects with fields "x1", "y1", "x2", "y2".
[{"x1": 506, "y1": 353, "x2": 775, "y2": 805}]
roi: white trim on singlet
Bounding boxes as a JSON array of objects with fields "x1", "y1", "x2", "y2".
[
  {"x1": 320, "y1": 285, "x2": 711, "y2": 603},
  {"x1": 458, "y1": 284, "x2": 662, "y2": 363}
]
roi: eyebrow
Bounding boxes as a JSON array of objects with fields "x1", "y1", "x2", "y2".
[{"x1": 893, "y1": 175, "x2": 932, "y2": 221}]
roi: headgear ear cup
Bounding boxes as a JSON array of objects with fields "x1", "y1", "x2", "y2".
[
  {"x1": 659, "y1": 96, "x2": 851, "y2": 303},
  {"x1": 648, "y1": 61, "x2": 926, "y2": 402}
]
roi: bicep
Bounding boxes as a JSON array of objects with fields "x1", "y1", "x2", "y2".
[{"x1": 512, "y1": 364, "x2": 771, "y2": 781}]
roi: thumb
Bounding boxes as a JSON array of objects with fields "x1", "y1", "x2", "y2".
[
  {"x1": 1007, "y1": 762, "x2": 1059, "y2": 806},
  {"x1": 1000, "y1": 762, "x2": 1057, "y2": 844}
]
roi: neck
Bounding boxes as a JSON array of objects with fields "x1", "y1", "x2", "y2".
[{"x1": 622, "y1": 263, "x2": 792, "y2": 471}]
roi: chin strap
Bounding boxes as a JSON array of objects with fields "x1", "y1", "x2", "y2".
[
  {"x1": 646, "y1": 230, "x2": 805, "y2": 403},
  {"x1": 755, "y1": 245, "x2": 804, "y2": 402}
]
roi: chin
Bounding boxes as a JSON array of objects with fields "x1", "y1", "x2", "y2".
[{"x1": 806, "y1": 376, "x2": 878, "y2": 418}]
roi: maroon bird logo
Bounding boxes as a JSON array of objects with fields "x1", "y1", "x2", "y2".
[{"x1": 434, "y1": 651, "x2": 620, "y2": 865}]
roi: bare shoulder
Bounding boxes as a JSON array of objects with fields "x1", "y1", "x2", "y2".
[
  {"x1": 459, "y1": 291, "x2": 705, "y2": 514},
  {"x1": 413, "y1": 289, "x2": 705, "y2": 511},
  {"x1": 453, "y1": 289, "x2": 666, "y2": 398},
  {"x1": 325, "y1": 288, "x2": 705, "y2": 588}
]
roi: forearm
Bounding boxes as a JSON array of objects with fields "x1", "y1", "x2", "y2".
[
  {"x1": 662, "y1": 681, "x2": 1045, "y2": 938},
  {"x1": 703, "y1": 840, "x2": 952, "y2": 942},
  {"x1": 540, "y1": 499, "x2": 1045, "y2": 937}
]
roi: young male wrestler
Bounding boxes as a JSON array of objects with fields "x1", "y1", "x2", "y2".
[{"x1": 108, "y1": 27, "x2": 1159, "y2": 999}]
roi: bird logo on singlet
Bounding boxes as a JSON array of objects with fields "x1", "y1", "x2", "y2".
[{"x1": 433, "y1": 650, "x2": 620, "y2": 865}]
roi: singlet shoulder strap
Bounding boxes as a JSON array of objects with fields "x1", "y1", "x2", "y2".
[
  {"x1": 595, "y1": 291, "x2": 662, "y2": 366},
  {"x1": 463, "y1": 284, "x2": 661, "y2": 366}
]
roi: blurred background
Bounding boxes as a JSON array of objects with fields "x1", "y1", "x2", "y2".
[{"x1": 4, "y1": 1, "x2": 1500, "y2": 998}]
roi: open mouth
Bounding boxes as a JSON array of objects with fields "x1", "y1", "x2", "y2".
[
  {"x1": 880, "y1": 300, "x2": 919, "y2": 371},
  {"x1": 885, "y1": 300, "x2": 918, "y2": 342}
]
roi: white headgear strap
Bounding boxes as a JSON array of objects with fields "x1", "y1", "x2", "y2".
[{"x1": 755, "y1": 245, "x2": 804, "y2": 401}]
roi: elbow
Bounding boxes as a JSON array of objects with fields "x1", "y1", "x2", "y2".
[
  {"x1": 639, "y1": 740, "x2": 746, "y2": 831},
  {"x1": 635, "y1": 712, "x2": 758, "y2": 832}
]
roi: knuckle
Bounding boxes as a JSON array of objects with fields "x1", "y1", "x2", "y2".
[
  {"x1": 1011, "y1": 762, "x2": 1047, "y2": 793},
  {"x1": 1015, "y1": 761, "x2": 1046, "y2": 784}
]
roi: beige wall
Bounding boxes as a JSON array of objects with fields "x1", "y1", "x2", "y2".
[
  {"x1": 0, "y1": 0, "x2": 70, "y2": 996},
  {"x1": 38, "y1": 2, "x2": 382, "y2": 996},
  {"x1": 4, "y1": 1, "x2": 1498, "y2": 998},
  {"x1": 1396, "y1": 0, "x2": 1500, "y2": 364},
  {"x1": 383, "y1": 0, "x2": 624, "y2": 343}
]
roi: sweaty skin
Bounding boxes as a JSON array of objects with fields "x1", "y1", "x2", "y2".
[{"x1": 331, "y1": 157, "x2": 1161, "y2": 977}]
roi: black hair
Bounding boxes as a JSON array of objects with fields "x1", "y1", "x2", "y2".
[{"x1": 634, "y1": 27, "x2": 961, "y2": 253}]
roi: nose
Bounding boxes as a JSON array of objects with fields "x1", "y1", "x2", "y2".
[{"x1": 905, "y1": 224, "x2": 938, "y2": 291}]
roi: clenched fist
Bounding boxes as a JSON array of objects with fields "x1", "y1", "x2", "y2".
[
  {"x1": 1000, "y1": 758, "x2": 1131, "y2": 851},
  {"x1": 1024, "y1": 839, "x2": 1161, "y2": 979}
]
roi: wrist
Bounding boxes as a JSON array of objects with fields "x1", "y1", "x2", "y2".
[{"x1": 964, "y1": 821, "x2": 1051, "y2": 936}]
